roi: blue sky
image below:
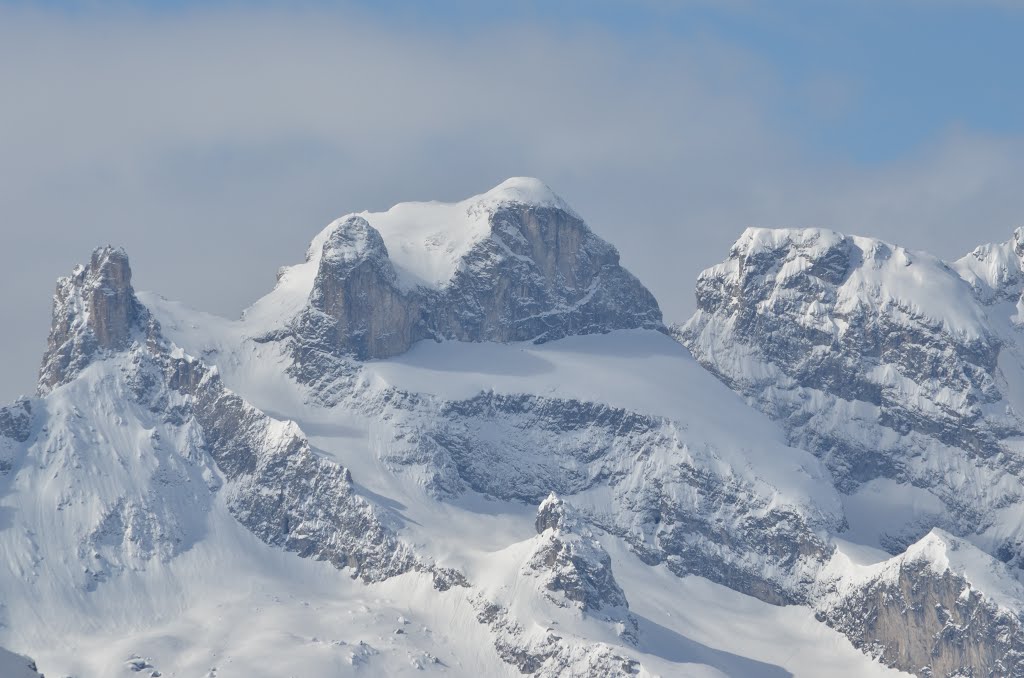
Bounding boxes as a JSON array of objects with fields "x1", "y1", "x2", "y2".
[
  {"x1": 473, "y1": 0, "x2": 1024, "y2": 164},
  {"x1": 0, "y1": 0, "x2": 1023, "y2": 400}
]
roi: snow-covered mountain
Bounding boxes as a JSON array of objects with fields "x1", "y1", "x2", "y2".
[
  {"x1": 3, "y1": 178, "x2": 1022, "y2": 676},
  {"x1": 679, "y1": 226, "x2": 1024, "y2": 675}
]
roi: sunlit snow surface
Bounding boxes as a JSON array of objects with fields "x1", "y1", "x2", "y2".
[
  {"x1": 109, "y1": 293, "x2": 903, "y2": 677},
  {"x1": 0, "y1": 356, "x2": 901, "y2": 677}
]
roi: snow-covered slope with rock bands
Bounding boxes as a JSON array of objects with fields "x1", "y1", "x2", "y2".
[
  {"x1": 7, "y1": 178, "x2": 1021, "y2": 676},
  {"x1": 680, "y1": 224, "x2": 1024, "y2": 675}
]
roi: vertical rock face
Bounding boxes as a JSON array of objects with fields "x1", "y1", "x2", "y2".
[
  {"x1": 86, "y1": 246, "x2": 136, "y2": 347},
  {"x1": 299, "y1": 217, "x2": 424, "y2": 360},
  {"x1": 31, "y1": 247, "x2": 423, "y2": 585},
  {"x1": 288, "y1": 181, "x2": 663, "y2": 364},
  {"x1": 39, "y1": 246, "x2": 152, "y2": 393},
  {"x1": 819, "y1": 531, "x2": 1024, "y2": 677},
  {"x1": 437, "y1": 203, "x2": 659, "y2": 345}
]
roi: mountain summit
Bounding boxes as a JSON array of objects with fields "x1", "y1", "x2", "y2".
[
  {"x1": 248, "y1": 178, "x2": 664, "y2": 363},
  {"x1": 38, "y1": 245, "x2": 156, "y2": 393}
]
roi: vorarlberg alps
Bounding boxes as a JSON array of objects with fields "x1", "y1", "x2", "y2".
[{"x1": 6, "y1": 177, "x2": 1024, "y2": 676}]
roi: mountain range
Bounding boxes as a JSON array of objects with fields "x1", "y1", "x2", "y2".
[{"x1": 3, "y1": 178, "x2": 1024, "y2": 676}]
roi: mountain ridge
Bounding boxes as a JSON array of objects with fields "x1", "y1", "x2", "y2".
[{"x1": 7, "y1": 180, "x2": 1024, "y2": 676}]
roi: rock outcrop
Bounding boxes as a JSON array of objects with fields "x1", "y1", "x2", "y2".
[
  {"x1": 819, "y1": 531, "x2": 1024, "y2": 677},
  {"x1": 525, "y1": 494, "x2": 638, "y2": 644},
  {"x1": 39, "y1": 245, "x2": 157, "y2": 393},
  {"x1": 32, "y1": 248, "x2": 422, "y2": 585},
  {"x1": 677, "y1": 228, "x2": 1024, "y2": 555},
  {"x1": 288, "y1": 179, "x2": 663, "y2": 363},
  {"x1": 345, "y1": 385, "x2": 838, "y2": 606},
  {"x1": 679, "y1": 226, "x2": 1024, "y2": 674}
]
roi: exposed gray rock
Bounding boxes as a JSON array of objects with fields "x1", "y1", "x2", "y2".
[
  {"x1": 819, "y1": 531, "x2": 1024, "y2": 677},
  {"x1": 525, "y1": 494, "x2": 638, "y2": 644},
  {"x1": 39, "y1": 246, "x2": 157, "y2": 394},
  {"x1": 140, "y1": 347, "x2": 418, "y2": 582},
  {"x1": 528, "y1": 494, "x2": 629, "y2": 613},
  {"x1": 0, "y1": 398, "x2": 32, "y2": 474},
  {"x1": 288, "y1": 197, "x2": 663, "y2": 365},
  {"x1": 347, "y1": 386, "x2": 836, "y2": 606},
  {"x1": 296, "y1": 217, "x2": 420, "y2": 361},
  {"x1": 679, "y1": 229, "x2": 1005, "y2": 478},
  {"x1": 467, "y1": 496, "x2": 645, "y2": 674},
  {"x1": 33, "y1": 247, "x2": 424, "y2": 585},
  {"x1": 0, "y1": 398, "x2": 32, "y2": 444},
  {"x1": 677, "y1": 228, "x2": 1024, "y2": 555},
  {"x1": 472, "y1": 594, "x2": 641, "y2": 677},
  {"x1": 679, "y1": 227, "x2": 1024, "y2": 675}
]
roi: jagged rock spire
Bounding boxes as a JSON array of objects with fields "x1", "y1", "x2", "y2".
[{"x1": 38, "y1": 246, "x2": 153, "y2": 394}]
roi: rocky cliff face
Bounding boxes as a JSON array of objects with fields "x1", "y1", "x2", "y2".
[
  {"x1": 819, "y1": 531, "x2": 1024, "y2": 677},
  {"x1": 525, "y1": 494, "x2": 637, "y2": 642},
  {"x1": 26, "y1": 248, "x2": 424, "y2": 587},
  {"x1": 677, "y1": 228, "x2": 1024, "y2": 554},
  {"x1": 678, "y1": 226, "x2": 1024, "y2": 674},
  {"x1": 287, "y1": 179, "x2": 663, "y2": 364},
  {"x1": 324, "y1": 379, "x2": 838, "y2": 607},
  {"x1": 39, "y1": 246, "x2": 157, "y2": 394},
  {"x1": 296, "y1": 216, "x2": 420, "y2": 360}
]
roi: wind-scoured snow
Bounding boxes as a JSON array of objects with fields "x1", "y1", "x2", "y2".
[
  {"x1": 0, "y1": 648, "x2": 42, "y2": 678},
  {"x1": 826, "y1": 529, "x2": 1024, "y2": 614},
  {"x1": 953, "y1": 227, "x2": 1024, "y2": 303}
]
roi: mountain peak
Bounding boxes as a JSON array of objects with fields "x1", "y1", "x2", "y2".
[
  {"x1": 265, "y1": 181, "x2": 662, "y2": 363},
  {"x1": 38, "y1": 245, "x2": 154, "y2": 394},
  {"x1": 954, "y1": 228, "x2": 1024, "y2": 303},
  {"x1": 476, "y1": 177, "x2": 576, "y2": 214}
]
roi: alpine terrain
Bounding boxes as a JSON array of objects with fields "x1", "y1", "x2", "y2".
[{"x1": 4, "y1": 178, "x2": 1024, "y2": 676}]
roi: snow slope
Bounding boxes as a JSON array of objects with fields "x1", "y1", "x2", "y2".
[{"x1": 0, "y1": 341, "x2": 896, "y2": 678}]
